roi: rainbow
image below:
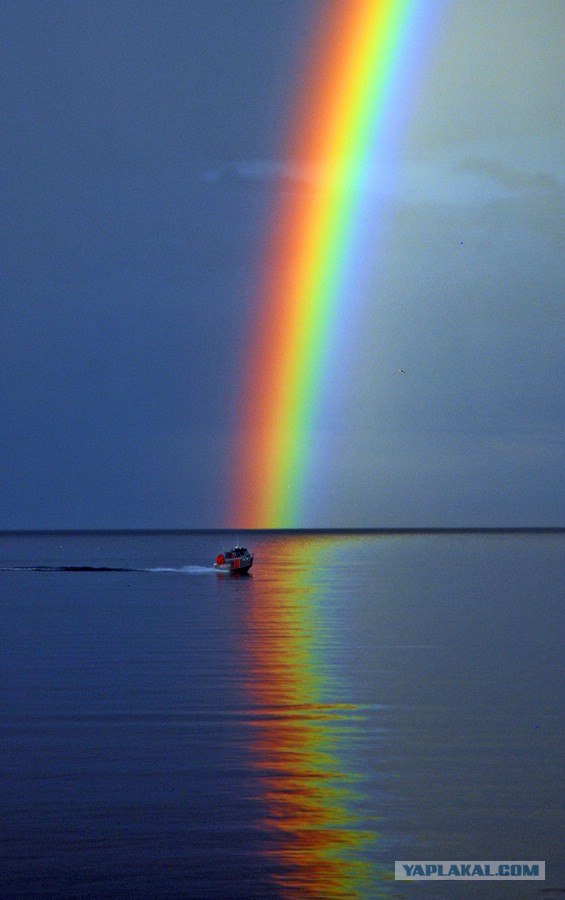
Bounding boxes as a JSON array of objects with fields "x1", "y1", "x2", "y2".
[
  {"x1": 241, "y1": 534, "x2": 381, "y2": 894},
  {"x1": 230, "y1": 0, "x2": 446, "y2": 528}
]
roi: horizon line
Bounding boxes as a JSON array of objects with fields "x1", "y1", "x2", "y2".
[{"x1": 1, "y1": 527, "x2": 563, "y2": 535}]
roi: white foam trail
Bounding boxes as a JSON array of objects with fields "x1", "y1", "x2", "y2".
[
  {"x1": 146, "y1": 565, "x2": 216, "y2": 574},
  {"x1": 0, "y1": 565, "x2": 217, "y2": 574}
]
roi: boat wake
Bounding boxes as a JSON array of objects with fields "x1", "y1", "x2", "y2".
[
  {"x1": 147, "y1": 566, "x2": 216, "y2": 574},
  {"x1": 0, "y1": 565, "x2": 216, "y2": 574}
]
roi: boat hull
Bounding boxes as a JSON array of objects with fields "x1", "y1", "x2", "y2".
[{"x1": 214, "y1": 555, "x2": 253, "y2": 575}]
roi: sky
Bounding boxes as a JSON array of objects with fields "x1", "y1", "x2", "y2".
[{"x1": 1, "y1": 0, "x2": 563, "y2": 530}]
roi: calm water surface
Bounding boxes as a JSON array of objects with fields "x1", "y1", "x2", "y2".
[{"x1": 1, "y1": 531, "x2": 563, "y2": 898}]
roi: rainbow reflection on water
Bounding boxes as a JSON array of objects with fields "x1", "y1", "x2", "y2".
[{"x1": 241, "y1": 535, "x2": 388, "y2": 897}]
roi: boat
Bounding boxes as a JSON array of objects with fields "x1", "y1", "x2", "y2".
[{"x1": 214, "y1": 546, "x2": 253, "y2": 574}]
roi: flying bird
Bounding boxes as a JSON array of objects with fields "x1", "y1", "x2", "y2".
[{"x1": 396, "y1": 368, "x2": 407, "y2": 374}]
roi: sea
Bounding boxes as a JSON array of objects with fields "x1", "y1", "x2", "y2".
[{"x1": 0, "y1": 530, "x2": 563, "y2": 899}]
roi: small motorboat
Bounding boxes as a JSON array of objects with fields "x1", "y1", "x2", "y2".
[{"x1": 214, "y1": 546, "x2": 253, "y2": 574}]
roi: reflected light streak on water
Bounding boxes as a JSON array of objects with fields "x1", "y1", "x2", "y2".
[{"x1": 241, "y1": 535, "x2": 385, "y2": 898}]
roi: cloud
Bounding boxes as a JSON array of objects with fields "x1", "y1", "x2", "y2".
[
  {"x1": 398, "y1": 133, "x2": 564, "y2": 207},
  {"x1": 200, "y1": 158, "x2": 406, "y2": 198},
  {"x1": 201, "y1": 159, "x2": 308, "y2": 186},
  {"x1": 457, "y1": 158, "x2": 561, "y2": 194},
  {"x1": 200, "y1": 141, "x2": 564, "y2": 215}
]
